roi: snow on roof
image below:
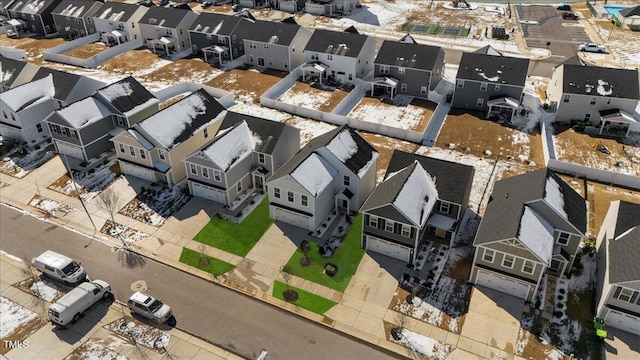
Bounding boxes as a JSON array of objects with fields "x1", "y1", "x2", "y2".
[
  {"x1": 202, "y1": 121, "x2": 255, "y2": 171},
  {"x1": 393, "y1": 162, "x2": 438, "y2": 226},
  {"x1": 544, "y1": 176, "x2": 568, "y2": 219},
  {"x1": 59, "y1": 4, "x2": 85, "y2": 17},
  {"x1": 291, "y1": 153, "x2": 337, "y2": 196},
  {"x1": 597, "y1": 79, "x2": 613, "y2": 96},
  {"x1": 137, "y1": 92, "x2": 207, "y2": 149},
  {"x1": 326, "y1": 128, "x2": 357, "y2": 163},
  {"x1": 2, "y1": 74, "x2": 54, "y2": 112},
  {"x1": 476, "y1": 68, "x2": 500, "y2": 82},
  {"x1": 98, "y1": 7, "x2": 125, "y2": 21},
  {"x1": 128, "y1": 129, "x2": 153, "y2": 150},
  {"x1": 98, "y1": 81, "x2": 133, "y2": 102},
  {"x1": 518, "y1": 206, "x2": 554, "y2": 265},
  {"x1": 57, "y1": 97, "x2": 112, "y2": 128},
  {"x1": 124, "y1": 98, "x2": 158, "y2": 118}
]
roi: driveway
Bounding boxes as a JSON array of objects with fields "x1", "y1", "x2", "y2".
[{"x1": 458, "y1": 286, "x2": 524, "y2": 358}]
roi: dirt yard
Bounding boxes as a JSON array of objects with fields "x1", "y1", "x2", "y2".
[
  {"x1": 205, "y1": 69, "x2": 285, "y2": 104},
  {"x1": 0, "y1": 35, "x2": 64, "y2": 65},
  {"x1": 140, "y1": 58, "x2": 220, "y2": 85},
  {"x1": 436, "y1": 109, "x2": 545, "y2": 167},
  {"x1": 403, "y1": 2, "x2": 513, "y2": 34},
  {"x1": 358, "y1": 131, "x2": 419, "y2": 181},
  {"x1": 63, "y1": 42, "x2": 109, "y2": 59},
  {"x1": 278, "y1": 82, "x2": 350, "y2": 113},
  {"x1": 349, "y1": 96, "x2": 435, "y2": 132},
  {"x1": 97, "y1": 49, "x2": 167, "y2": 75}
]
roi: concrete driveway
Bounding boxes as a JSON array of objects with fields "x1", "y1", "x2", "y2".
[{"x1": 459, "y1": 286, "x2": 525, "y2": 358}]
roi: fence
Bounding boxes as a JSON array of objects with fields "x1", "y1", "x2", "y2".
[
  {"x1": 0, "y1": 47, "x2": 27, "y2": 60},
  {"x1": 42, "y1": 36, "x2": 143, "y2": 68},
  {"x1": 153, "y1": 82, "x2": 235, "y2": 108}
]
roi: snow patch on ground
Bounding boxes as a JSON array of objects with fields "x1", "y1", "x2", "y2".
[
  {"x1": 0, "y1": 296, "x2": 39, "y2": 338},
  {"x1": 278, "y1": 87, "x2": 332, "y2": 109},
  {"x1": 348, "y1": 96, "x2": 426, "y2": 130},
  {"x1": 29, "y1": 195, "x2": 77, "y2": 216},
  {"x1": 393, "y1": 328, "x2": 452, "y2": 359},
  {"x1": 105, "y1": 319, "x2": 170, "y2": 350},
  {"x1": 30, "y1": 280, "x2": 62, "y2": 302}
]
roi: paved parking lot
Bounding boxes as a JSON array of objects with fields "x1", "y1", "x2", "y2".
[{"x1": 517, "y1": 5, "x2": 591, "y2": 60}]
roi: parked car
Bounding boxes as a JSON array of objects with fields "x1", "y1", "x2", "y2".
[
  {"x1": 562, "y1": 12, "x2": 579, "y2": 20},
  {"x1": 48, "y1": 280, "x2": 111, "y2": 327},
  {"x1": 127, "y1": 291, "x2": 173, "y2": 324},
  {"x1": 557, "y1": 4, "x2": 571, "y2": 11},
  {"x1": 579, "y1": 42, "x2": 606, "y2": 53},
  {"x1": 32, "y1": 250, "x2": 87, "y2": 285},
  {"x1": 5, "y1": 29, "x2": 18, "y2": 38}
]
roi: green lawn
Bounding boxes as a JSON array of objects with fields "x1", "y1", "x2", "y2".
[
  {"x1": 193, "y1": 198, "x2": 272, "y2": 256},
  {"x1": 284, "y1": 213, "x2": 365, "y2": 292},
  {"x1": 272, "y1": 281, "x2": 336, "y2": 315},
  {"x1": 179, "y1": 248, "x2": 235, "y2": 276}
]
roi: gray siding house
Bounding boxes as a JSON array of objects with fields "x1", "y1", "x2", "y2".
[
  {"x1": 138, "y1": 6, "x2": 197, "y2": 56},
  {"x1": 266, "y1": 125, "x2": 378, "y2": 232},
  {"x1": 547, "y1": 59, "x2": 640, "y2": 138},
  {"x1": 189, "y1": 12, "x2": 248, "y2": 66},
  {"x1": 452, "y1": 48, "x2": 529, "y2": 121},
  {"x1": 0, "y1": 57, "x2": 39, "y2": 92},
  {"x1": 51, "y1": 0, "x2": 101, "y2": 40},
  {"x1": 1, "y1": 0, "x2": 16, "y2": 20},
  {"x1": 94, "y1": 76, "x2": 160, "y2": 129},
  {"x1": 372, "y1": 36, "x2": 444, "y2": 100},
  {"x1": 7, "y1": 0, "x2": 62, "y2": 36},
  {"x1": 242, "y1": 18, "x2": 312, "y2": 72},
  {"x1": 184, "y1": 112, "x2": 300, "y2": 205},
  {"x1": 92, "y1": 2, "x2": 148, "y2": 46},
  {"x1": 595, "y1": 200, "x2": 640, "y2": 335},
  {"x1": 469, "y1": 169, "x2": 587, "y2": 301},
  {"x1": 111, "y1": 89, "x2": 226, "y2": 186}
]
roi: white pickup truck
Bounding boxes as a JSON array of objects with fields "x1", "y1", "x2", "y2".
[{"x1": 48, "y1": 280, "x2": 111, "y2": 327}]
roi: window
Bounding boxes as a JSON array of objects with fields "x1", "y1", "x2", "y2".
[
  {"x1": 398, "y1": 67, "x2": 405, "y2": 74},
  {"x1": 190, "y1": 163, "x2": 197, "y2": 175},
  {"x1": 202, "y1": 167, "x2": 209, "y2": 178},
  {"x1": 502, "y1": 255, "x2": 515, "y2": 268},
  {"x1": 301, "y1": 195, "x2": 308, "y2": 206},
  {"x1": 343, "y1": 175, "x2": 350, "y2": 186},
  {"x1": 51, "y1": 124, "x2": 61, "y2": 134},
  {"x1": 119, "y1": 144, "x2": 125, "y2": 153},
  {"x1": 483, "y1": 249, "x2": 495, "y2": 262},
  {"x1": 158, "y1": 150, "x2": 166, "y2": 160},
  {"x1": 327, "y1": 54, "x2": 332, "y2": 60},
  {"x1": 249, "y1": 41, "x2": 256, "y2": 48},
  {"x1": 606, "y1": 98, "x2": 611, "y2": 105},
  {"x1": 232, "y1": 35, "x2": 236, "y2": 43},
  {"x1": 203, "y1": 128, "x2": 208, "y2": 138},
  {"x1": 274, "y1": 188, "x2": 280, "y2": 198},
  {"x1": 495, "y1": 84, "x2": 500, "y2": 91},
  {"x1": 287, "y1": 191, "x2": 294, "y2": 202},
  {"x1": 557, "y1": 232, "x2": 570, "y2": 246},
  {"x1": 36, "y1": 123, "x2": 43, "y2": 133},
  {"x1": 615, "y1": 287, "x2": 634, "y2": 302},
  {"x1": 476, "y1": 98, "x2": 484, "y2": 107},
  {"x1": 258, "y1": 153, "x2": 265, "y2": 164},
  {"x1": 401, "y1": 224, "x2": 411, "y2": 237},
  {"x1": 213, "y1": 170, "x2": 221, "y2": 181},
  {"x1": 420, "y1": 86, "x2": 427, "y2": 95},
  {"x1": 523, "y1": 260, "x2": 535, "y2": 274},
  {"x1": 237, "y1": 181, "x2": 242, "y2": 192},
  {"x1": 457, "y1": 80, "x2": 464, "y2": 88},
  {"x1": 401, "y1": 83, "x2": 407, "y2": 92},
  {"x1": 480, "y1": 82, "x2": 488, "y2": 92},
  {"x1": 348, "y1": 74, "x2": 353, "y2": 81},
  {"x1": 2, "y1": 110, "x2": 6, "y2": 118},
  {"x1": 439, "y1": 202, "x2": 450, "y2": 214},
  {"x1": 311, "y1": 53, "x2": 318, "y2": 60},
  {"x1": 380, "y1": 65, "x2": 389, "y2": 74},
  {"x1": 140, "y1": 149, "x2": 146, "y2": 159},
  {"x1": 369, "y1": 215, "x2": 378, "y2": 228},
  {"x1": 263, "y1": 43, "x2": 269, "y2": 49},
  {"x1": 590, "y1": 97, "x2": 596, "y2": 105},
  {"x1": 249, "y1": 55, "x2": 254, "y2": 63},
  {"x1": 385, "y1": 220, "x2": 394, "y2": 232},
  {"x1": 129, "y1": 146, "x2": 135, "y2": 156},
  {"x1": 563, "y1": 94, "x2": 570, "y2": 103}
]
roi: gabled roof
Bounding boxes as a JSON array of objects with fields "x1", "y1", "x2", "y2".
[
  {"x1": 291, "y1": 152, "x2": 337, "y2": 196},
  {"x1": 135, "y1": 89, "x2": 225, "y2": 150},
  {"x1": 619, "y1": 5, "x2": 640, "y2": 17},
  {"x1": 9, "y1": 0, "x2": 58, "y2": 14},
  {"x1": 95, "y1": 76, "x2": 157, "y2": 115},
  {"x1": 0, "y1": 0, "x2": 17, "y2": 11},
  {"x1": 189, "y1": 12, "x2": 243, "y2": 35},
  {"x1": 613, "y1": 201, "x2": 640, "y2": 239},
  {"x1": 474, "y1": 169, "x2": 587, "y2": 246},
  {"x1": 608, "y1": 226, "x2": 640, "y2": 284},
  {"x1": 561, "y1": 55, "x2": 589, "y2": 67},
  {"x1": 220, "y1": 111, "x2": 289, "y2": 155},
  {"x1": 457, "y1": 52, "x2": 529, "y2": 85},
  {"x1": 201, "y1": 121, "x2": 255, "y2": 172},
  {"x1": 384, "y1": 150, "x2": 474, "y2": 205},
  {"x1": 474, "y1": 45, "x2": 502, "y2": 56},
  {"x1": 304, "y1": 29, "x2": 370, "y2": 58},
  {"x1": 399, "y1": 34, "x2": 417, "y2": 44},
  {"x1": 138, "y1": 5, "x2": 192, "y2": 28},
  {"x1": 1, "y1": 73, "x2": 54, "y2": 112},
  {"x1": 32, "y1": 67, "x2": 82, "y2": 102},
  {"x1": 52, "y1": 0, "x2": 99, "y2": 17},
  {"x1": 518, "y1": 206, "x2": 554, "y2": 265},
  {"x1": 94, "y1": 2, "x2": 142, "y2": 22},
  {"x1": 239, "y1": 18, "x2": 301, "y2": 46},
  {"x1": 51, "y1": 96, "x2": 111, "y2": 129},
  {"x1": 560, "y1": 64, "x2": 640, "y2": 98},
  {"x1": 1, "y1": 57, "x2": 27, "y2": 88},
  {"x1": 281, "y1": 16, "x2": 297, "y2": 25},
  {"x1": 375, "y1": 40, "x2": 442, "y2": 71}
]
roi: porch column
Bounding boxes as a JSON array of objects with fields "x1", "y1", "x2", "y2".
[
  {"x1": 371, "y1": 84, "x2": 374, "y2": 97},
  {"x1": 391, "y1": 86, "x2": 395, "y2": 100}
]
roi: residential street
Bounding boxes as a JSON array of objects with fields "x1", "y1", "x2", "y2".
[{"x1": 0, "y1": 205, "x2": 400, "y2": 360}]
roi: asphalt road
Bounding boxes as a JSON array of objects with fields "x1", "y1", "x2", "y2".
[{"x1": 0, "y1": 205, "x2": 402, "y2": 360}]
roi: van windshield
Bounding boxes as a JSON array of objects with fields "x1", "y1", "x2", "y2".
[
  {"x1": 62, "y1": 261, "x2": 81, "y2": 276},
  {"x1": 149, "y1": 300, "x2": 163, "y2": 312}
]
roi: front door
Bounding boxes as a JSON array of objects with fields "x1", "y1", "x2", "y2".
[
  {"x1": 435, "y1": 228, "x2": 446, "y2": 238},
  {"x1": 257, "y1": 57, "x2": 265, "y2": 67}
]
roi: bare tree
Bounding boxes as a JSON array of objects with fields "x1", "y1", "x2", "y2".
[
  {"x1": 21, "y1": 256, "x2": 45, "y2": 309},
  {"x1": 198, "y1": 244, "x2": 210, "y2": 266},
  {"x1": 96, "y1": 187, "x2": 122, "y2": 224},
  {"x1": 281, "y1": 265, "x2": 298, "y2": 302}
]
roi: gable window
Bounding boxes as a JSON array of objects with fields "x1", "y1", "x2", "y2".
[
  {"x1": 119, "y1": 144, "x2": 125, "y2": 153},
  {"x1": 343, "y1": 175, "x2": 350, "y2": 186},
  {"x1": 237, "y1": 181, "x2": 242, "y2": 192},
  {"x1": 480, "y1": 82, "x2": 488, "y2": 92},
  {"x1": 190, "y1": 163, "x2": 197, "y2": 175},
  {"x1": 213, "y1": 170, "x2": 221, "y2": 181},
  {"x1": 129, "y1": 146, "x2": 136, "y2": 157},
  {"x1": 590, "y1": 97, "x2": 596, "y2": 105},
  {"x1": 301, "y1": 195, "x2": 308, "y2": 206},
  {"x1": 258, "y1": 153, "x2": 266, "y2": 164},
  {"x1": 557, "y1": 232, "x2": 570, "y2": 246},
  {"x1": 385, "y1": 220, "x2": 394, "y2": 233},
  {"x1": 202, "y1": 167, "x2": 209, "y2": 178},
  {"x1": 420, "y1": 86, "x2": 428, "y2": 95},
  {"x1": 369, "y1": 215, "x2": 378, "y2": 228},
  {"x1": 287, "y1": 191, "x2": 294, "y2": 202},
  {"x1": 274, "y1": 188, "x2": 280, "y2": 198},
  {"x1": 522, "y1": 260, "x2": 535, "y2": 274},
  {"x1": 380, "y1": 65, "x2": 389, "y2": 74},
  {"x1": 502, "y1": 254, "x2": 515, "y2": 268},
  {"x1": 140, "y1": 149, "x2": 146, "y2": 159},
  {"x1": 483, "y1": 249, "x2": 495, "y2": 262},
  {"x1": 158, "y1": 150, "x2": 166, "y2": 160},
  {"x1": 439, "y1": 202, "x2": 450, "y2": 214},
  {"x1": 398, "y1": 67, "x2": 405, "y2": 74},
  {"x1": 401, "y1": 224, "x2": 411, "y2": 237},
  {"x1": 563, "y1": 94, "x2": 570, "y2": 103},
  {"x1": 457, "y1": 80, "x2": 464, "y2": 88}
]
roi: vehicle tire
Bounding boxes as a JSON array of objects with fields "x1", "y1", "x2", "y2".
[
  {"x1": 103, "y1": 291, "x2": 112, "y2": 300},
  {"x1": 72, "y1": 313, "x2": 80, "y2": 324}
]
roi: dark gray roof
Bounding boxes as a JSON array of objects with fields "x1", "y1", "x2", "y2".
[
  {"x1": 220, "y1": 111, "x2": 289, "y2": 154},
  {"x1": 139, "y1": 5, "x2": 192, "y2": 28},
  {"x1": 457, "y1": 52, "x2": 529, "y2": 85},
  {"x1": 608, "y1": 226, "x2": 640, "y2": 284},
  {"x1": 619, "y1": 5, "x2": 640, "y2": 17},
  {"x1": 96, "y1": 76, "x2": 156, "y2": 114},
  {"x1": 189, "y1": 12, "x2": 243, "y2": 35},
  {"x1": 384, "y1": 150, "x2": 474, "y2": 205},
  {"x1": 52, "y1": 0, "x2": 99, "y2": 17},
  {"x1": 474, "y1": 45, "x2": 503, "y2": 56},
  {"x1": 239, "y1": 19, "x2": 300, "y2": 46},
  {"x1": 561, "y1": 64, "x2": 640, "y2": 98},
  {"x1": 474, "y1": 169, "x2": 587, "y2": 246},
  {"x1": 9, "y1": 0, "x2": 60, "y2": 14},
  {"x1": 32, "y1": 67, "x2": 81, "y2": 102},
  {"x1": 374, "y1": 41, "x2": 442, "y2": 71},
  {"x1": 304, "y1": 29, "x2": 369, "y2": 58},
  {"x1": 0, "y1": 57, "x2": 27, "y2": 88},
  {"x1": 562, "y1": 55, "x2": 589, "y2": 67},
  {"x1": 94, "y1": 2, "x2": 142, "y2": 22},
  {"x1": 614, "y1": 201, "x2": 640, "y2": 238},
  {"x1": 361, "y1": 161, "x2": 415, "y2": 223},
  {"x1": 0, "y1": 0, "x2": 16, "y2": 10}
]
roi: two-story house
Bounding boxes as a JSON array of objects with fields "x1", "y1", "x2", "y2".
[
  {"x1": 452, "y1": 47, "x2": 530, "y2": 122},
  {"x1": 93, "y1": 76, "x2": 160, "y2": 129},
  {"x1": 111, "y1": 89, "x2": 226, "y2": 186},
  {"x1": 469, "y1": 169, "x2": 587, "y2": 301},
  {"x1": 304, "y1": 0, "x2": 359, "y2": 17},
  {"x1": 595, "y1": 200, "x2": 640, "y2": 335},
  {"x1": 266, "y1": 125, "x2": 378, "y2": 231},
  {"x1": 51, "y1": 0, "x2": 101, "y2": 40},
  {"x1": 302, "y1": 27, "x2": 376, "y2": 86},
  {"x1": 547, "y1": 59, "x2": 640, "y2": 138},
  {"x1": 242, "y1": 18, "x2": 312, "y2": 72},
  {"x1": 92, "y1": 2, "x2": 148, "y2": 46},
  {"x1": 360, "y1": 150, "x2": 474, "y2": 263},
  {"x1": 138, "y1": 5, "x2": 197, "y2": 56},
  {"x1": 372, "y1": 36, "x2": 444, "y2": 100},
  {"x1": 7, "y1": 0, "x2": 62, "y2": 36},
  {"x1": 188, "y1": 12, "x2": 248, "y2": 66},
  {"x1": 0, "y1": 57, "x2": 39, "y2": 92}
]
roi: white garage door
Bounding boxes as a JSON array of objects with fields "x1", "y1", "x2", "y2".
[
  {"x1": 365, "y1": 235, "x2": 411, "y2": 262},
  {"x1": 605, "y1": 309, "x2": 640, "y2": 335},
  {"x1": 191, "y1": 181, "x2": 225, "y2": 203},
  {"x1": 55, "y1": 140, "x2": 84, "y2": 160},
  {"x1": 273, "y1": 207, "x2": 310, "y2": 230},
  {"x1": 121, "y1": 162, "x2": 156, "y2": 182},
  {"x1": 475, "y1": 270, "x2": 531, "y2": 300}
]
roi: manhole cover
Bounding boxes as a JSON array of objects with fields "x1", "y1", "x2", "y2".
[{"x1": 130, "y1": 280, "x2": 147, "y2": 292}]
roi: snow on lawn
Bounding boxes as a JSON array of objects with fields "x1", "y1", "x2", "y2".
[
  {"x1": 48, "y1": 158, "x2": 118, "y2": 200},
  {"x1": 100, "y1": 220, "x2": 149, "y2": 245},
  {"x1": 229, "y1": 103, "x2": 294, "y2": 122},
  {"x1": 66, "y1": 337, "x2": 129, "y2": 360},
  {"x1": 278, "y1": 87, "x2": 333, "y2": 110},
  {"x1": 348, "y1": 96, "x2": 427, "y2": 130},
  {"x1": 29, "y1": 280, "x2": 63, "y2": 302},
  {"x1": 118, "y1": 184, "x2": 190, "y2": 227},
  {"x1": 105, "y1": 318, "x2": 170, "y2": 350},
  {"x1": 593, "y1": 21, "x2": 640, "y2": 66},
  {"x1": 392, "y1": 328, "x2": 452, "y2": 360},
  {"x1": 29, "y1": 195, "x2": 77, "y2": 216},
  {"x1": 0, "y1": 296, "x2": 39, "y2": 338},
  {"x1": 0, "y1": 147, "x2": 56, "y2": 178}
]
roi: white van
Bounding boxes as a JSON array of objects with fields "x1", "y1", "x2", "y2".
[
  {"x1": 32, "y1": 250, "x2": 87, "y2": 285},
  {"x1": 48, "y1": 280, "x2": 111, "y2": 327}
]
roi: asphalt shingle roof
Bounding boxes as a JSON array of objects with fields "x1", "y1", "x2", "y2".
[
  {"x1": 304, "y1": 29, "x2": 369, "y2": 58},
  {"x1": 614, "y1": 201, "x2": 640, "y2": 238},
  {"x1": 561, "y1": 64, "x2": 640, "y2": 98},
  {"x1": 139, "y1": 5, "x2": 192, "y2": 29},
  {"x1": 619, "y1": 5, "x2": 640, "y2": 17},
  {"x1": 189, "y1": 12, "x2": 243, "y2": 35},
  {"x1": 220, "y1": 111, "x2": 289, "y2": 155},
  {"x1": 9, "y1": 0, "x2": 58, "y2": 14},
  {"x1": 0, "y1": 57, "x2": 27, "y2": 88},
  {"x1": 94, "y1": 2, "x2": 141, "y2": 22},
  {"x1": 374, "y1": 40, "x2": 442, "y2": 71},
  {"x1": 609, "y1": 226, "x2": 640, "y2": 284},
  {"x1": 238, "y1": 19, "x2": 300, "y2": 45},
  {"x1": 456, "y1": 52, "x2": 529, "y2": 85},
  {"x1": 52, "y1": 0, "x2": 98, "y2": 16},
  {"x1": 361, "y1": 162, "x2": 415, "y2": 223},
  {"x1": 96, "y1": 76, "x2": 156, "y2": 114},
  {"x1": 31, "y1": 67, "x2": 81, "y2": 102}
]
